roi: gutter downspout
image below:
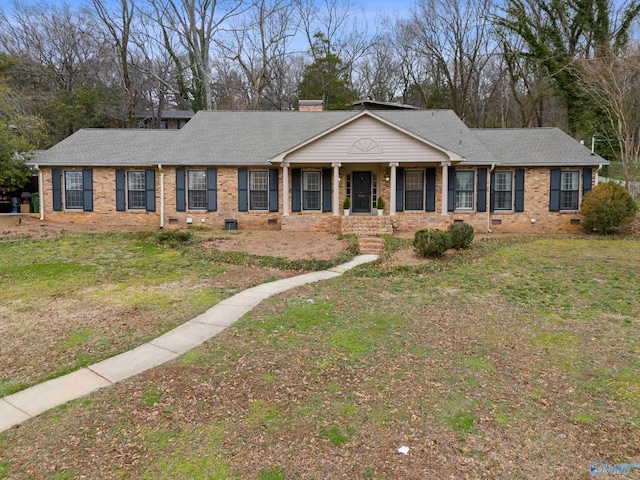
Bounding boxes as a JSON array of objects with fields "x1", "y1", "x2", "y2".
[
  {"x1": 34, "y1": 164, "x2": 44, "y2": 221},
  {"x1": 487, "y1": 163, "x2": 495, "y2": 233},
  {"x1": 158, "y1": 164, "x2": 164, "y2": 229},
  {"x1": 595, "y1": 164, "x2": 603, "y2": 186}
]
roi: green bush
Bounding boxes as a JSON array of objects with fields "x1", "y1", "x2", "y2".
[
  {"x1": 448, "y1": 222, "x2": 474, "y2": 249},
  {"x1": 581, "y1": 182, "x2": 638, "y2": 233},
  {"x1": 156, "y1": 230, "x2": 194, "y2": 244},
  {"x1": 413, "y1": 228, "x2": 452, "y2": 257}
]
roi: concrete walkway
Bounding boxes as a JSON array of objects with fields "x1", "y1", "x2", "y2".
[{"x1": 0, "y1": 255, "x2": 378, "y2": 433}]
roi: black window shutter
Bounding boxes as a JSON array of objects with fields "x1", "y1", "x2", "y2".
[
  {"x1": 291, "y1": 168, "x2": 301, "y2": 212},
  {"x1": 514, "y1": 168, "x2": 525, "y2": 212},
  {"x1": 322, "y1": 168, "x2": 332, "y2": 212},
  {"x1": 447, "y1": 167, "x2": 456, "y2": 212},
  {"x1": 115, "y1": 169, "x2": 125, "y2": 211},
  {"x1": 425, "y1": 167, "x2": 436, "y2": 211},
  {"x1": 477, "y1": 167, "x2": 487, "y2": 213},
  {"x1": 176, "y1": 167, "x2": 186, "y2": 211},
  {"x1": 52, "y1": 168, "x2": 62, "y2": 211},
  {"x1": 549, "y1": 168, "x2": 561, "y2": 212},
  {"x1": 82, "y1": 169, "x2": 93, "y2": 212},
  {"x1": 582, "y1": 167, "x2": 593, "y2": 197},
  {"x1": 144, "y1": 169, "x2": 155, "y2": 212},
  {"x1": 489, "y1": 171, "x2": 496, "y2": 212},
  {"x1": 269, "y1": 168, "x2": 279, "y2": 212},
  {"x1": 396, "y1": 167, "x2": 405, "y2": 212},
  {"x1": 238, "y1": 168, "x2": 248, "y2": 212},
  {"x1": 207, "y1": 168, "x2": 217, "y2": 211}
]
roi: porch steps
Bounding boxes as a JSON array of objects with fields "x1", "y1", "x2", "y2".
[{"x1": 358, "y1": 236, "x2": 386, "y2": 255}]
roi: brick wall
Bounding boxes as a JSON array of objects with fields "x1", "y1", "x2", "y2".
[
  {"x1": 40, "y1": 167, "x2": 160, "y2": 227},
  {"x1": 38, "y1": 165, "x2": 593, "y2": 234},
  {"x1": 281, "y1": 214, "x2": 341, "y2": 232}
]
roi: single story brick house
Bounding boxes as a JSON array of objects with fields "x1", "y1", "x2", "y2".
[{"x1": 30, "y1": 108, "x2": 607, "y2": 235}]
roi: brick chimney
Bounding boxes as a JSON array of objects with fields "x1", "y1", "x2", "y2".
[{"x1": 298, "y1": 99, "x2": 324, "y2": 112}]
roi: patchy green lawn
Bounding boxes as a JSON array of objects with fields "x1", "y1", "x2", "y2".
[
  {"x1": 0, "y1": 230, "x2": 350, "y2": 397},
  {"x1": 1, "y1": 235, "x2": 639, "y2": 479}
]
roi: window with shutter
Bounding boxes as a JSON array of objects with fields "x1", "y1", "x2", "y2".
[
  {"x1": 493, "y1": 171, "x2": 513, "y2": 210},
  {"x1": 560, "y1": 171, "x2": 580, "y2": 210},
  {"x1": 249, "y1": 171, "x2": 268, "y2": 210},
  {"x1": 64, "y1": 171, "x2": 83, "y2": 209},
  {"x1": 188, "y1": 170, "x2": 207, "y2": 209},
  {"x1": 405, "y1": 170, "x2": 425, "y2": 210},
  {"x1": 302, "y1": 171, "x2": 321, "y2": 210},
  {"x1": 127, "y1": 171, "x2": 146, "y2": 209},
  {"x1": 455, "y1": 171, "x2": 474, "y2": 210}
]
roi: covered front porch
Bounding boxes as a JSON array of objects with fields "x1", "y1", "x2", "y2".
[
  {"x1": 279, "y1": 161, "x2": 456, "y2": 236},
  {"x1": 280, "y1": 161, "x2": 455, "y2": 218}
]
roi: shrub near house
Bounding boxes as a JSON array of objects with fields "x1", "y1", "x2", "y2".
[{"x1": 581, "y1": 182, "x2": 638, "y2": 233}]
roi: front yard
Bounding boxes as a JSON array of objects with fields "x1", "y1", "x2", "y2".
[{"x1": 1, "y1": 231, "x2": 639, "y2": 479}]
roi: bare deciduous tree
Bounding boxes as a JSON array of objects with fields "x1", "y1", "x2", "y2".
[
  {"x1": 146, "y1": 0, "x2": 247, "y2": 111},
  {"x1": 398, "y1": 0, "x2": 495, "y2": 124},
  {"x1": 220, "y1": 0, "x2": 298, "y2": 110},
  {"x1": 0, "y1": 1, "x2": 106, "y2": 93},
  {"x1": 91, "y1": 0, "x2": 137, "y2": 126},
  {"x1": 577, "y1": 44, "x2": 640, "y2": 187}
]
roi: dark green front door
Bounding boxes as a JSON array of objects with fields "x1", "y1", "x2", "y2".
[{"x1": 352, "y1": 171, "x2": 371, "y2": 213}]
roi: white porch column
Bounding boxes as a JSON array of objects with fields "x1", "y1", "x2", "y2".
[
  {"x1": 441, "y1": 161, "x2": 450, "y2": 215},
  {"x1": 332, "y1": 162, "x2": 341, "y2": 216},
  {"x1": 282, "y1": 162, "x2": 290, "y2": 216},
  {"x1": 389, "y1": 162, "x2": 399, "y2": 216}
]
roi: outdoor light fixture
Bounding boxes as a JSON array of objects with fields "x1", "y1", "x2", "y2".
[{"x1": 384, "y1": 169, "x2": 390, "y2": 182}]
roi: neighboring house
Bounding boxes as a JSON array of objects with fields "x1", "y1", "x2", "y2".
[
  {"x1": 136, "y1": 109, "x2": 195, "y2": 129},
  {"x1": 30, "y1": 108, "x2": 607, "y2": 235}
]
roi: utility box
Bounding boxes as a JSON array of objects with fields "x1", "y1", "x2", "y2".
[{"x1": 224, "y1": 219, "x2": 238, "y2": 230}]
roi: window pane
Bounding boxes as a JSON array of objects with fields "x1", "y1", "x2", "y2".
[
  {"x1": 64, "y1": 171, "x2": 83, "y2": 209},
  {"x1": 561, "y1": 171, "x2": 579, "y2": 191},
  {"x1": 303, "y1": 171, "x2": 321, "y2": 210},
  {"x1": 456, "y1": 171, "x2": 474, "y2": 191},
  {"x1": 188, "y1": 170, "x2": 207, "y2": 209},
  {"x1": 494, "y1": 171, "x2": 512, "y2": 210},
  {"x1": 250, "y1": 171, "x2": 268, "y2": 210},
  {"x1": 405, "y1": 170, "x2": 424, "y2": 210},
  {"x1": 456, "y1": 191, "x2": 474, "y2": 209},
  {"x1": 455, "y1": 171, "x2": 474, "y2": 209},
  {"x1": 128, "y1": 171, "x2": 146, "y2": 209},
  {"x1": 560, "y1": 171, "x2": 579, "y2": 209}
]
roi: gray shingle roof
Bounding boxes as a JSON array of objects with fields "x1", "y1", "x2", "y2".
[
  {"x1": 169, "y1": 110, "x2": 357, "y2": 165},
  {"x1": 373, "y1": 110, "x2": 496, "y2": 163},
  {"x1": 473, "y1": 128, "x2": 608, "y2": 166},
  {"x1": 31, "y1": 110, "x2": 607, "y2": 167},
  {"x1": 32, "y1": 129, "x2": 180, "y2": 166}
]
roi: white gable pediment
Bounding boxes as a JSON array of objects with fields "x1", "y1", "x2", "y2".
[{"x1": 282, "y1": 113, "x2": 456, "y2": 164}]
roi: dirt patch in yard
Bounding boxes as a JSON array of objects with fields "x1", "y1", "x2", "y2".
[
  {"x1": 199, "y1": 230, "x2": 349, "y2": 261},
  {"x1": 0, "y1": 215, "x2": 349, "y2": 261}
]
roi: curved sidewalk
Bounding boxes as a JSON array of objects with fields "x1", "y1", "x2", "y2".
[{"x1": 0, "y1": 254, "x2": 378, "y2": 433}]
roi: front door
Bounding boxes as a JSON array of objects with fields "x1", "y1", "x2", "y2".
[{"x1": 352, "y1": 171, "x2": 371, "y2": 213}]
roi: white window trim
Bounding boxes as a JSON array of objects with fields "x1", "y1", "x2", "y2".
[
  {"x1": 493, "y1": 170, "x2": 514, "y2": 212},
  {"x1": 301, "y1": 169, "x2": 322, "y2": 211},
  {"x1": 455, "y1": 169, "x2": 476, "y2": 211},
  {"x1": 405, "y1": 169, "x2": 426, "y2": 211},
  {"x1": 127, "y1": 170, "x2": 146, "y2": 210},
  {"x1": 187, "y1": 169, "x2": 207, "y2": 210},
  {"x1": 249, "y1": 169, "x2": 269, "y2": 211},
  {"x1": 64, "y1": 170, "x2": 83, "y2": 210},
  {"x1": 559, "y1": 169, "x2": 581, "y2": 211}
]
